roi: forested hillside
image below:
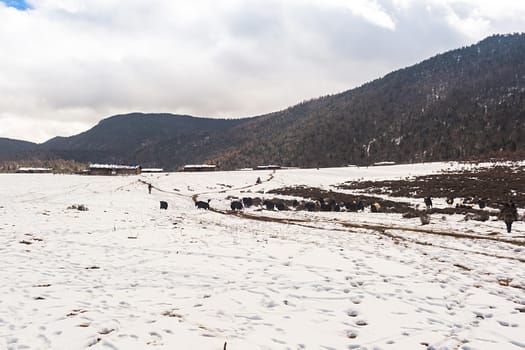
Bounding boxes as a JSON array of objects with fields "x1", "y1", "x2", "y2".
[
  {"x1": 0, "y1": 138, "x2": 37, "y2": 155},
  {"x1": 206, "y1": 33, "x2": 525, "y2": 169},
  {"x1": 39, "y1": 113, "x2": 253, "y2": 167},
  {"x1": 2, "y1": 34, "x2": 524, "y2": 171}
]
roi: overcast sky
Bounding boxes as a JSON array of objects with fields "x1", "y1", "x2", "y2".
[{"x1": 1, "y1": 0, "x2": 524, "y2": 143}]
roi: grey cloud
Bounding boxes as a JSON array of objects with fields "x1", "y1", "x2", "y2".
[{"x1": 0, "y1": 0, "x2": 521, "y2": 142}]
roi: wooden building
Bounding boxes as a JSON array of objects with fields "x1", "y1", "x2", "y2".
[
  {"x1": 16, "y1": 167, "x2": 53, "y2": 174},
  {"x1": 182, "y1": 164, "x2": 217, "y2": 172},
  {"x1": 141, "y1": 168, "x2": 164, "y2": 173},
  {"x1": 254, "y1": 165, "x2": 281, "y2": 170},
  {"x1": 86, "y1": 164, "x2": 141, "y2": 176}
]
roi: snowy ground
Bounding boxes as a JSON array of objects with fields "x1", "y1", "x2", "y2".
[{"x1": 1, "y1": 162, "x2": 524, "y2": 350}]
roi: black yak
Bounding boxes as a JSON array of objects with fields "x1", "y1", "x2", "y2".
[
  {"x1": 328, "y1": 199, "x2": 340, "y2": 212},
  {"x1": 304, "y1": 201, "x2": 317, "y2": 211},
  {"x1": 230, "y1": 200, "x2": 243, "y2": 211},
  {"x1": 195, "y1": 199, "x2": 211, "y2": 210},
  {"x1": 500, "y1": 202, "x2": 518, "y2": 233},
  {"x1": 319, "y1": 198, "x2": 332, "y2": 212},
  {"x1": 478, "y1": 199, "x2": 486, "y2": 209},
  {"x1": 242, "y1": 197, "x2": 253, "y2": 208},
  {"x1": 263, "y1": 200, "x2": 275, "y2": 210},
  {"x1": 346, "y1": 200, "x2": 365, "y2": 212},
  {"x1": 275, "y1": 202, "x2": 287, "y2": 211},
  {"x1": 420, "y1": 212, "x2": 430, "y2": 225}
]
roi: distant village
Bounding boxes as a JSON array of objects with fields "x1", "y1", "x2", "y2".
[
  {"x1": 3, "y1": 161, "x2": 406, "y2": 175},
  {"x1": 12, "y1": 163, "x2": 288, "y2": 175}
]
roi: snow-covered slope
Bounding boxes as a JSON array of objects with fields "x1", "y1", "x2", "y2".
[{"x1": 1, "y1": 163, "x2": 523, "y2": 350}]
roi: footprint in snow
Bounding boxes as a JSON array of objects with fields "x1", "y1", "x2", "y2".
[
  {"x1": 346, "y1": 330, "x2": 358, "y2": 339},
  {"x1": 346, "y1": 309, "x2": 359, "y2": 317},
  {"x1": 355, "y1": 319, "x2": 368, "y2": 326},
  {"x1": 147, "y1": 331, "x2": 163, "y2": 345}
]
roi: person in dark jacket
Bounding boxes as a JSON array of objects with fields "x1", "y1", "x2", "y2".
[
  {"x1": 424, "y1": 196, "x2": 433, "y2": 209},
  {"x1": 500, "y1": 202, "x2": 518, "y2": 233}
]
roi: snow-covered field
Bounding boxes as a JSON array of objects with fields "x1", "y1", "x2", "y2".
[{"x1": 1, "y1": 163, "x2": 524, "y2": 350}]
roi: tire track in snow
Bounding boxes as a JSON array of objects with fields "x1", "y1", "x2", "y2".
[{"x1": 194, "y1": 209, "x2": 525, "y2": 267}]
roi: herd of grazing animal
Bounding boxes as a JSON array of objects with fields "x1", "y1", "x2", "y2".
[
  {"x1": 157, "y1": 192, "x2": 519, "y2": 233},
  {"x1": 175, "y1": 195, "x2": 390, "y2": 214},
  {"x1": 213, "y1": 197, "x2": 373, "y2": 213},
  {"x1": 208, "y1": 196, "x2": 508, "y2": 217},
  {"x1": 436, "y1": 196, "x2": 488, "y2": 210}
]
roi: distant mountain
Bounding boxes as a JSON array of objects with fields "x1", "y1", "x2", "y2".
[
  {"x1": 39, "y1": 113, "x2": 253, "y2": 167},
  {"x1": 205, "y1": 33, "x2": 525, "y2": 169},
  {"x1": 3, "y1": 33, "x2": 525, "y2": 170},
  {"x1": 0, "y1": 138, "x2": 37, "y2": 156}
]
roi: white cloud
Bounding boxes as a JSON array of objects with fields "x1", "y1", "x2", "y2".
[
  {"x1": 308, "y1": 0, "x2": 396, "y2": 30},
  {"x1": 444, "y1": 8, "x2": 491, "y2": 40},
  {"x1": 0, "y1": 0, "x2": 522, "y2": 142},
  {"x1": 342, "y1": 0, "x2": 396, "y2": 30},
  {"x1": 390, "y1": 0, "x2": 525, "y2": 39}
]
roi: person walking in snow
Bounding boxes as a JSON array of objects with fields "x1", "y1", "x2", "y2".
[
  {"x1": 148, "y1": 183, "x2": 152, "y2": 194},
  {"x1": 500, "y1": 202, "x2": 518, "y2": 233}
]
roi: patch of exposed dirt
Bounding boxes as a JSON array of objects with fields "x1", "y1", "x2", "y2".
[
  {"x1": 337, "y1": 165, "x2": 525, "y2": 208},
  {"x1": 268, "y1": 186, "x2": 415, "y2": 214},
  {"x1": 268, "y1": 165, "x2": 524, "y2": 217}
]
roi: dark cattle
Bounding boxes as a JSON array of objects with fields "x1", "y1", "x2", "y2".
[
  {"x1": 328, "y1": 199, "x2": 340, "y2": 212},
  {"x1": 230, "y1": 200, "x2": 243, "y2": 211},
  {"x1": 195, "y1": 199, "x2": 211, "y2": 210},
  {"x1": 242, "y1": 197, "x2": 253, "y2": 208},
  {"x1": 346, "y1": 200, "x2": 365, "y2": 212},
  {"x1": 294, "y1": 201, "x2": 305, "y2": 211},
  {"x1": 292, "y1": 199, "x2": 299, "y2": 208},
  {"x1": 500, "y1": 202, "x2": 518, "y2": 233},
  {"x1": 478, "y1": 199, "x2": 486, "y2": 209},
  {"x1": 160, "y1": 201, "x2": 168, "y2": 210},
  {"x1": 424, "y1": 196, "x2": 433, "y2": 209},
  {"x1": 263, "y1": 200, "x2": 275, "y2": 211},
  {"x1": 446, "y1": 197, "x2": 454, "y2": 205},
  {"x1": 275, "y1": 202, "x2": 287, "y2": 211},
  {"x1": 305, "y1": 201, "x2": 317, "y2": 211},
  {"x1": 420, "y1": 213, "x2": 430, "y2": 225},
  {"x1": 252, "y1": 197, "x2": 263, "y2": 207},
  {"x1": 344, "y1": 201, "x2": 357, "y2": 212},
  {"x1": 319, "y1": 198, "x2": 331, "y2": 212},
  {"x1": 320, "y1": 204, "x2": 331, "y2": 211}
]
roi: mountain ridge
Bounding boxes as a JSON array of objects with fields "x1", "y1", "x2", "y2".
[
  {"x1": 2, "y1": 33, "x2": 524, "y2": 170},
  {"x1": 204, "y1": 33, "x2": 525, "y2": 169}
]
